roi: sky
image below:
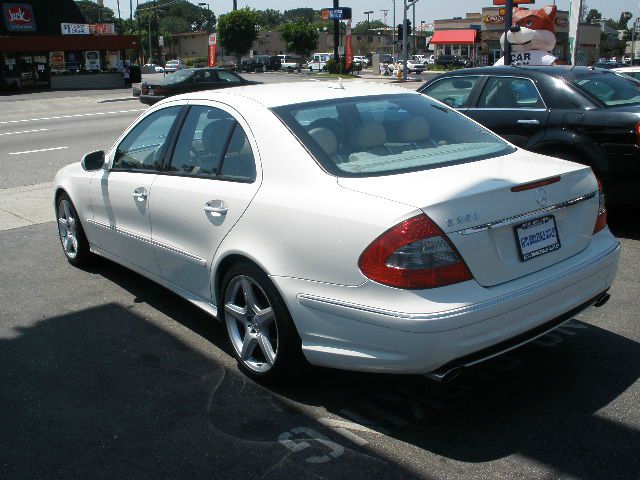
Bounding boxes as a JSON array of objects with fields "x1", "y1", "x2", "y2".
[{"x1": 101, "y1": 1, "x2": 640, "y2": 27}]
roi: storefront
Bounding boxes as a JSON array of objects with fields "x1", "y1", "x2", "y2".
[
  {"x1": 1, "y1": 0, "x2": 139, "y2": 90},
  {"x1": 429, "y1": 29, "x2": 479, "y2": 62}
]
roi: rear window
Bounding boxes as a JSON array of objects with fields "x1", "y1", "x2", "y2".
[
  {"x1": 272, "y1": 94, "x2": 515, "y2": 178},
  {"x1": 572, "y1": 73, "x2": 640, "y2": 107}
]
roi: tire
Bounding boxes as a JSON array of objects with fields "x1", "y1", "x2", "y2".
[
  {"x1": 221, "y1": 261, "x2": 306, "y2": 384},
  {"x1": 56, "y1": 192, "x2": 91, "y2": 267}
]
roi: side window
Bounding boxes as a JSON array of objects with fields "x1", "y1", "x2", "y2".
[
  {"x1": 422, "y1": 76, "x2": 480, "y2": 108},
  {"x1": 169, "y1": 105, "x2": 236, "y2": 177},
  {"x1": 216, "y1": 70, "x2": 242, "y2": 83},
  {"x1": 477, "y1": 77, "x2": 545, "y2": 109},
  {"x1": 219, "y1": 125, "x2": 256, "y2": 181},
  {"x1": 113, "y1": 106, "x2": 181, "y2": 171},
  {"x1": 194, "y1": 70, "x2": 214, "y2": 83}
]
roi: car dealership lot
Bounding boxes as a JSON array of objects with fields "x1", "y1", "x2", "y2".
[{"x1": 1, "y1": 76, "x2": 639, "y2": 479}]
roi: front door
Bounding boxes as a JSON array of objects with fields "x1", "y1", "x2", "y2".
[
  {"x1": 149, "y1": 102, "x2": 261, "y2": 301},
  {"x1": 89, "y1": 105, "x2": 183, "y2": 276},
  {"x1": 466, "y1": 76, "x2": 549, "y2": 148}
]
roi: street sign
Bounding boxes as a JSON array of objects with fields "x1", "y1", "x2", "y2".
[
  {"x1": 321, "y1": 7, "x2": 352, "y2": 20},
  {"x1": 158, "y1": 35, "x2": 164, "y2": 47}
]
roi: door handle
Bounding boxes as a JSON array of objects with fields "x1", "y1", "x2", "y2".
[
  {"x1": 132, "y1": 187, "x2": 148, "y2": 201},
  {"x1": 517, "y1": 119, "x2": 540, "y2": 125},
  {"x1": 204, "y1": 200, "x2": 228, "y2": 216}
]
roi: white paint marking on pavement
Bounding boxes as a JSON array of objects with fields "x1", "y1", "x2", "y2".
[
  {"x1": 0, "y1": 109, "x2": 145, "y2": 125},
  {"x1": 0, "y1": 128, "x2": 49, "y2": 136},
  {"x1": 9, "y1": 146, "x2": 68, "y2": 155}
]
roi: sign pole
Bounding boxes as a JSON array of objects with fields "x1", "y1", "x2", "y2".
[
  {"x1": 403, "y1": 0, "x2": 408, "y2": 80},
  {"x1": 333, "y1": 0, "x2": 340, "y2": 64},
  {"x1": 503, "y1": 0, "x2": 513, "y2": 65}
]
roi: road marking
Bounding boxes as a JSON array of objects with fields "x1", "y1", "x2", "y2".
[
  {"x1": 9, "y1": 146, "x2": 68, "y2": 155},
  {"x1": 0, "y1": 128, "x2": 49, "y2": 136},
  {"x1": 0, "y1": 109, "x2": 145, "y2": 125}
]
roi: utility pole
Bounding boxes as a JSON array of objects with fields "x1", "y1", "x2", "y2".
[
  {"x1": 403, "y1": 0, "x2": 408, "y2": 79},
  {"x1": 392, "y1": 0, "x2": 396, "y2": 58},
  {"x1": 333, "y1": 0, "x2": 340, "y2": 63},
  {"x1": 364, "y1": 10, "x2": 373, "y2": 30},
  {"x1": 412, "y1": 1, "x2": 416, "y2": 54},
  {"x1": 233, "y1": 0, "x2": 237, "y2": 10},
  {"x1": 504, "y1": 0, "x2": 514, "y2": 65},
  {"x1": 380, "y1": 9, "x2": 389, "y2": 29}
]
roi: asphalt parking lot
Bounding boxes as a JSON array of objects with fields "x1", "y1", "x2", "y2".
[{"x1": 1, "y1": 76, "x2": 639, "y2": 479}]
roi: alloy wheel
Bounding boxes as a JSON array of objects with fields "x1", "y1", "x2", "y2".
[
  {"x1": 57, "y1": 199, "x2": 78, "y2": 259},
  {"x1": 224, "y1": 275, "x2": 279, "y2": 373}
]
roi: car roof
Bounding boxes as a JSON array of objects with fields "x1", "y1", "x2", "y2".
[
  {"x1": 438, "y1": 65, "x2": 620, "y2": 80},
  {"x1": 176, "y1": 81, "x2": 417, "y2": 108}
]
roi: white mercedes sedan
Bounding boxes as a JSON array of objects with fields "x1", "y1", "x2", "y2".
[{"x1": 53, "y1": 82, "x2": 620, "y2": 383}]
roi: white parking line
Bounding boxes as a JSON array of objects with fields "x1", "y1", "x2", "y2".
[
  {"x1": 9, "y1": 146, "x2": 68, "y2": 155},
  {"x1": 0, "y1": 128, "x2": 50, "y2": 136},
  {"x1": 0, "y1": 109, "x2": 145, "y2": 125}
]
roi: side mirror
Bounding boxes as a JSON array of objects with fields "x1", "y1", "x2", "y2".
[{"x1": 81, "y1": 150, "x2": 105, "y2": 171}]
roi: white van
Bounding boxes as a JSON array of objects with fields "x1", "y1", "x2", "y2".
[{"x1": 307, "y1": 53, "x2": 331, "y2": 72}]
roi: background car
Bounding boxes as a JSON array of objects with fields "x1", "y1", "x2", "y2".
[
  {"x1": 419, "y1": 65, "x2": 640, "y2": 206},
  {"x1": 435, "y1": 55, "x2": 471, "y2": 68},
  {"x1": 142, "y1": 63, "x2": 165, "y2": 73},
  {"x1": 241, "y1": 55, "x2": 282, "y2": 72},
  {"x1": 54, "y1": 82, "x2": 618, "y2": 384},
  {"x1": 139, "y1": 68, "x2": 258, "y2": 105},
  {"x1": 163, "y1": 59, "x2": 186, "y2": 73}
]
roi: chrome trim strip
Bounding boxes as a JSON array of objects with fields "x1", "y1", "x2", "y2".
[
  {"x1": 297, "y1": 242, "x2": 619, "y2": 323},
  {"x1": 456, "y1": 191, "x2": 596, "y2": 235},
  {"x1": 87, "y1": 219, "x2": 207, "y2": 266}
]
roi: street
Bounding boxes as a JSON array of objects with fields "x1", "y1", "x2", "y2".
[{"x1": 1, "y1": 74, "x2": 639, "y2": 479}]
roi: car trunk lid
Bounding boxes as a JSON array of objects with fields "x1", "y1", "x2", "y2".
[{"x1": 338, "y1": 150, "x2": 599, "y2": 287}]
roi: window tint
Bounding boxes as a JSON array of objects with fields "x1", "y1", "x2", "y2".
[
  {"x1": 216, "y1": 70, "x2": 242, "y2": 83},
  {"x1": 422, "y1": 76, "x2": 480, "y2": 108},
  {"x1": 572, "y1": 73, "x2": 640, "y2": 107},
  {"x1": 113, "y1": 106, "x2": 181, "y2": 170},
  {"x1": 219, "y1": 125, "x2": 257, "y2": 181},
  {"x1": 169, "y1": 105, "x2": 236, "y2": 177},
  {"x1": 194, "y1": 70, "x2": 214, "y2": 83},
  {"x1": 273, "y1": 94, "x2": 514, "y2": 178},
  {"x1": 477, "y1": 77, "x2": 545, "y2": 109}
]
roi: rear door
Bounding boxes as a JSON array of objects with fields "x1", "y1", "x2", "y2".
[
  {"x1": 466, "y1": 75, "x2": 549, "y2": 147},
  {"x1": 420, "y1": 75, "x2": 483, "y2": 111},
  {"x1": 148, "y1": 102, "x2": 262, "y2": 301}
]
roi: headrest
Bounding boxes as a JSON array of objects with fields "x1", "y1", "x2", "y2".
[
  {"x1": 349, "y1": 123, "x2": 386, "y2": 150},
  {"x1": 202, "y1": 119, "x2": 235, "y2": 155},
  {"x1": 227, "y1": 128, "x2": 252, "y2": 156},
  {"x1": 397, "y1": 116, "x2": 431, "y2": 143},
  {"x1": 308, "y1": 127, "x2": 338, "y2": 156}
]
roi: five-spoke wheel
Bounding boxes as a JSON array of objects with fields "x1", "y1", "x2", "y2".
[{"x1": 56, "y1": 193, "x2": 90, "y2": 266}]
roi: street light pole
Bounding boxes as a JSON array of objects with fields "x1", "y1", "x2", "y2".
[
  {"x1": 364, "y1": 11, "x2": 373, "y2": 31},
  {"x1": 504, "y1": 0, "x2": 514, "y2": 65},
  {"x1": 403, "y1": 0, "x2": 408, "y2": 80},
  {"x1": 392, "y1": 0, "x2": 396, "y2": 58}
]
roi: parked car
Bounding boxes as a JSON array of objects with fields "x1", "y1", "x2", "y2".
[
  {"x1": 612, "y1": 66, "x2": 640, "y2": 81},
  {"x1": 241, "y1": 55, "x2": 282, "y2": 72},
  {"x1": 406, "y1": 58, "x2": 426, "y2": 74},
  {"x1": 424, "y1": 54, "x2": 436, "y2": 65},
  {"x1": 164, "y1": 59, "x2": 186, "y2": 73},
  {"x1": 139, "y1": 68, "x2": 257, "y2": 105},
  {"x1": 307, "y1": 52, "x2": 331, "y2": 72},
  {"x1": 419, "y1": 65, "x2": 640, "y2": 206},
  {"x1": 353, "y1": 55, "x2": 370, "y2": 66},
  {"x1": 435, "y1": 55, "x2": 471, "y2": 68},
  {"x1": 54, "y1": 82, "x2": 618, "y2": 383},
  {"x1": 278, "y1": 55, "x2": 303, "y2": 72},
  {"x1": 142, "y1": 63, "x2": 164, "y2": 73}
]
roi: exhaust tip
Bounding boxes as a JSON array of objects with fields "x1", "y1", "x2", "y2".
[
  {"x1": 426, "y1": 367, "x2": 462, "y2": 383},
  {"x1": 594, "y1": 292, "x2": 611, "y2": 308}
]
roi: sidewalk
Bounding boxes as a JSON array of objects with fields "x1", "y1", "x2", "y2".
[{"x1": 0, "y1": 182, "x2": 53, "y2": 231}]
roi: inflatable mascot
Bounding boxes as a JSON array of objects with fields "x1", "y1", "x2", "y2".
[{"x1": 495, "y1": 5, "x2": 561, "y2": 66}]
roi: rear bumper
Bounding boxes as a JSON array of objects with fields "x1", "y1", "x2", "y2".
[
  {"x1": 139, "y1": 95, "x2": 166, "y2": 105},
  {"x1": 271, "y1": 230, "x2": 620, "y2": 374}
]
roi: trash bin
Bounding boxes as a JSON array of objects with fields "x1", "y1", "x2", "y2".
[{"x1": 129, "y1": 65, "x2": 141, "y2": 84}]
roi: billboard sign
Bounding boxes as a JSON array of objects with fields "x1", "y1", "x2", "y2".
[
  {"x1": 3, "y1": 3, "x2": 36, "y2": 32},
  {"x1": 321, "y1": 7, "x2": 352, "y2": 20},
  {"x1": 61, "y1": 23, "x2": 90, "y2": 35},
  {"x1": 90, "y1": 23, "x2": 115, "y2": 35}
]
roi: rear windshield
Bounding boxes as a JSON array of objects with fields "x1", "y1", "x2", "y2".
[
  {"x1": 160, "y1": 70, "x2": 193, "y2": 84},
  {"x1": 272, "y1": 94, "x2": 514, "y2": 178},
  {"x1": 571, "y1": 73, "x2": 640, "y2": 107}
]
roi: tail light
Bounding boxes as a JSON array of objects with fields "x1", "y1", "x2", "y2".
[
  {"x1": 636, "y1": 122, "x2": 640, "y2": 145},
  {"x1": 593, "y1": 177, "x2": 607, "y2": 234},
  {"x1": 358, "y1": 214, "x2": 473, "y2": 289},
  {"x1": 141, "y1": 83, "x2": 149, "y2": 94}
]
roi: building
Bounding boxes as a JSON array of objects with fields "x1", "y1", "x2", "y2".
[{"x1": 1, "y1": 0, "x2": 139, "y2": 89}]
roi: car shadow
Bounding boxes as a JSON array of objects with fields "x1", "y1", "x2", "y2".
[{"x1": 74, "y1": 256, "x2": 640, "y2": 479}]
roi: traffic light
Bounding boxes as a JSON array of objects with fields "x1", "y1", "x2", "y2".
[
  {"x1": 406, "y1": 20, "x2": 412, "y2": 36},
  {"x1": 397, "y1": 23, "x2": 403, "y2": 41}
]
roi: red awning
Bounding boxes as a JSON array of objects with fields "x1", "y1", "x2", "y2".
[{"x1": 430, "y1": 30, "x2": 477, "y2": 45}]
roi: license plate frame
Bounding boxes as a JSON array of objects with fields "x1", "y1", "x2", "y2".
[{"x1": 514, "y1": 215, "x2": 561, "y2": 262}]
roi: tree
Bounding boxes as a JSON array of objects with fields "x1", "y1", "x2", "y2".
[
  {"x1": 258, "y1": 9, "x2": 283, "y2": 30},
  {"x1": 75, "y1": 0, "x2": 117, "y2": 23},
  {"x1": 585, "y1": 8, "x2": 602, "y2": 24},
  {"x1": 280, "y1": 20, "x2": 319, "y2": 70},
  {"x1": 352, "y1": 20, "x2": 387, "y2": 34},
  {"x1": 617, "y1": 12, "x2": 633, "y2": 30},
  {"x1": 218, "y1": 8, "x2": 261, "y2": 70},
  {"x1": 283, "y1": 8, "x2": 316, "y2": 24}
]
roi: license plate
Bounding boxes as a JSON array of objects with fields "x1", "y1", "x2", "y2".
[
  {"x1": 514, "y1": 215, "x2": 561, "y2": 261},
  {"x1": 148, "y1": 88, "x2": 154, "y2": 95}
]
